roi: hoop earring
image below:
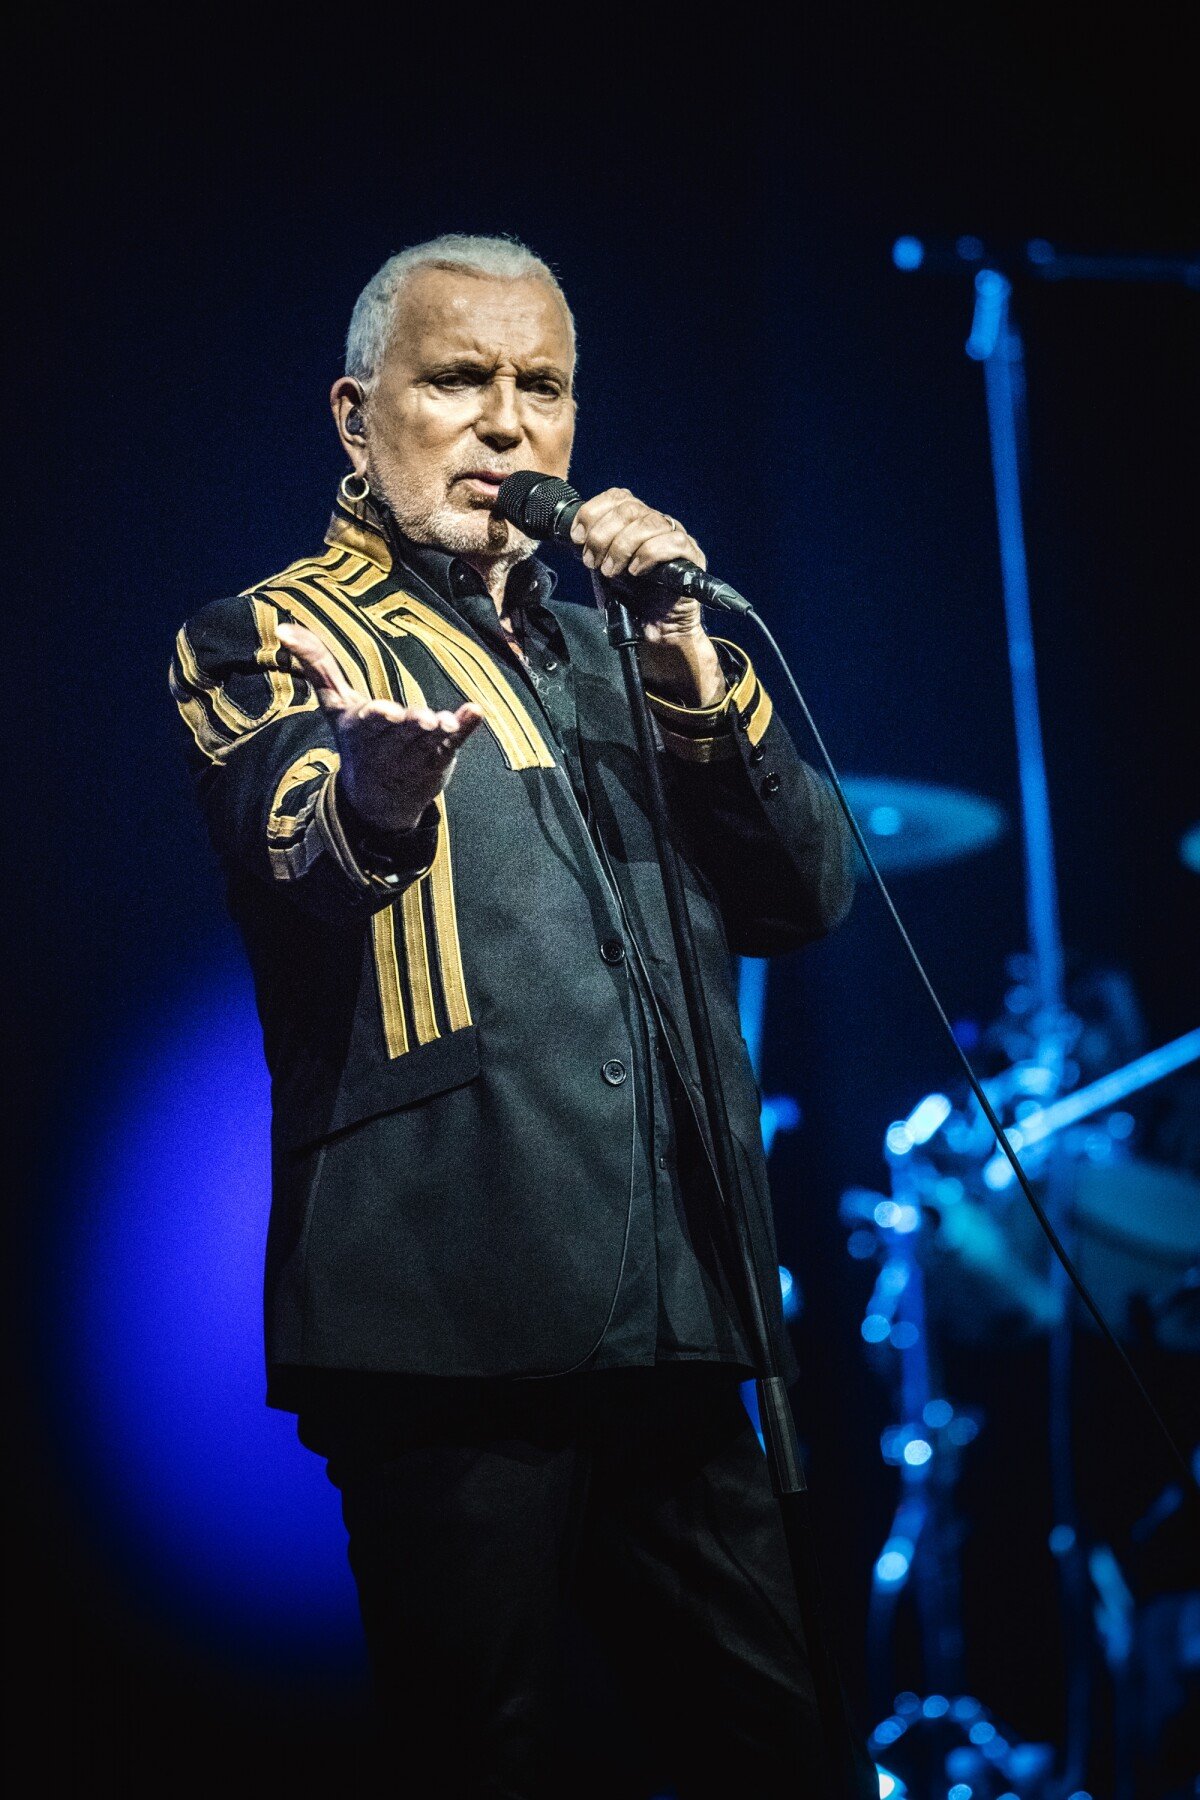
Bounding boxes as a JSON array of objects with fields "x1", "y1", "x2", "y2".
[{"x1": 341, "y1": 471, "x2": 370, "y2": 504}]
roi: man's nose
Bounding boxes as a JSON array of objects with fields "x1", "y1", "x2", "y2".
[{"x1": 475, "y1": 379, "x2": 522, "y2": 450}]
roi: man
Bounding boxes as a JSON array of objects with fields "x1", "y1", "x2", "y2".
[{"x1": 170, "y1": 234, "x2": 870, "y2": 1797}]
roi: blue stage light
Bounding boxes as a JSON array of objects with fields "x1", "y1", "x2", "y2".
[
  {"x1": 876, "y1": 1766, "x2": 907, "y2": 1798},
  {"x1": 875, "y1": 1550, "x2": 911, "y2": 1586},
  {"x1": 779, "y1": 1264, "x2": 800, "y2": 1319},
  {"x1": 904, "y1": 1092, "x2": 951, "y2": 1145},
  {"x1": 862, "y1": 1313, "x2": 892, "y2": 1343},
  {"x1": 890, "y1": 1322, "x2": 919, "y2": 1349},
  {"x1": 869, "y1": 803, "x2": 905, "y2": 836},
  {"x1": 891, "y1": 237, "x2": 925, "y2": 272},
  {"x1": 922, "y1": 1693, "x2": 950, "y2": 1718},
  {"x1": 53, "y1": 959, "x2": 365, "y2": 1668},
  {"x1": 923, "y1": 1398, "x2": 953, "y2": 1429},
  {"x1": 1049, "y1": 1523, "x2": 1076, "y2": 1555},
  {"x1": 903, "y1": 1437, "x2": 933, "y2": 1466},
  {"x1": 873, "y1": 1716, "x2": 906, "y2": 1744},
  {"x1": 968, "y1": 1721, "x2": 996, "y2": 1745},
  {"x1": 947, "y1": 1785, "x2": 973, "y2": 1800}
]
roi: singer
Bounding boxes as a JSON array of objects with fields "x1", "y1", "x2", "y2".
[{"x1": 170, "y1": 235, "x2": 870, "y2": 1798}]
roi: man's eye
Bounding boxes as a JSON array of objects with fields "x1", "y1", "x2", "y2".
[{"x1": 432, "y1": 371, "x2": 481, "y2": 390}]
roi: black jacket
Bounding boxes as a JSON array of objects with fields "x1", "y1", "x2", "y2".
[{"x1": 170, "y1": 490, "x2": 855, "y2": 1401}]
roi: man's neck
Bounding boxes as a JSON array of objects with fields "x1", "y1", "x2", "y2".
[{"x1": 460, "y1": 553, "x2": 524, "y2": 617}]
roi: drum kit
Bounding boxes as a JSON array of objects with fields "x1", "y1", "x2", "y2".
[
  {"x1": 823, "y1": 778, "x2": 1199, "y2": 1800},
  {"x1": 739, "y1": 255, "x2": 1198, "y2": 1798}
]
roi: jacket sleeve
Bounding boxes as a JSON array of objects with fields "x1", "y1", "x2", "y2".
[
  {"x1": 169, "y1": 591, "x2": 439, "y2": 927},
  {"x1": 646, "y1": 639, "x2": 855, "y2": 956}
]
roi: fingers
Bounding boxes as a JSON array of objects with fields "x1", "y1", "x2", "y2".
[
  {"x1": 350, "y1": 700, "x2": 485, "y2": 757},
  {"x1": 276, "y1": 622, "x2": 363, "y2": 712},
  {"x1": 567, "y1": 488, "x2": 705, "y2": 579},
  {"x1": 276, "y1": 622, "x2": 487, "y2": 753}
]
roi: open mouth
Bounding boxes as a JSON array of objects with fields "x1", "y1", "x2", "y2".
[{"x1": 455, "y1": 471, "x2": 509, "y2": 499}]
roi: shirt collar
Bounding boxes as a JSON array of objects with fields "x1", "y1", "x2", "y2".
[{"x1": 323, "y1": 482, "x2": 557, "y2": 617}]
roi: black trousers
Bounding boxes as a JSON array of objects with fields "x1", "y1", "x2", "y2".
[{"x1": 298, "y1": 1365, "x2": 874, "y2": 1799}]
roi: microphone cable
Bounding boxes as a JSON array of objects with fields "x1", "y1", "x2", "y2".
[{"x1": 742, "y1": 604, "x2": 1194, "y2": 1489}]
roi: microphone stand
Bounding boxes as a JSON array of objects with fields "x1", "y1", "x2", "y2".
[{"x1": 600, "y1": 582, "x2": 863, "y2": 1799}]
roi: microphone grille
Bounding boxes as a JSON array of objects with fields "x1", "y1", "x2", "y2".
[{"x1": 495, "y1": 471, "x2": 579, "y2": 539}]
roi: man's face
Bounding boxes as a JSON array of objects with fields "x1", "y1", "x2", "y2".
[{"x1": 360, "y1": 267, "x2": 576, "y2": 563}]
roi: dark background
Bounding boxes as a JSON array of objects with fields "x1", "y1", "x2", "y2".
[{"x1": 10, "y1": 13, "x2": 1197, "y2": 1794}]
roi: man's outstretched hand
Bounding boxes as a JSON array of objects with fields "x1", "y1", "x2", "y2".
[{"x1": 277, "y1": 622, "x2": 484, "y2": 836}]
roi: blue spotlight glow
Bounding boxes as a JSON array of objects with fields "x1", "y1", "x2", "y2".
[
  {"x1": 891, "y1": 237, "x2": 924, "y2": 272},
  {"x1": 1049, "y1": 1523, "x2": 1076, "y2": 1556},
  {"x1": 923, "y1": 1398, "x2": 954, "y2": 1429},
  {"x1": 903, "y1": 1092, "x2": 952, "y2": 1145},
  {"x1": 969, "y1": 1721, "x2": 997, "y2": 1746},
  {"x1": 885, "y1": 1123, "x2": 913, "y2": 1157},
  {"x1": 948, "y1": 1785, "x2": 973, "y2": 1800},
  {"x1": 876, "y1": 1766, "x2": 907, "y2": 1798},
  {"x1": 922, "y1": 1693, "x2": 950, "y2": 1718},
  {"x1": 779, "y1": 1264, "x2": 800, "y2": 1320},
  {"x1": 869, "y1": 803, "x2": 905, "y2": 836},
  {"x1": 889, "y1": 1322, "x2": 919, "y2": 1349},
  {"x1": 862, "y1": 1313, "x2": 892, "y2": 1344},
  {"x1": 875, "y1": 1549, "x2": 911, "y2": 1586},
  {"x1": 55, "y1": 959, "x2": 364, "y2": 1667},
  {"x1": 903, "y1": 1437, "x2": 933, "y2": 1467}
]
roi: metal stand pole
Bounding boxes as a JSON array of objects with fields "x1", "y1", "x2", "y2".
[
  {"x1": 967, "y1": 269, "x2": 1066, "y2": 1021},
  {"x1": 968, "y1": 270, "x2": 1091, "y2": 1797},
  {"x1": 602, "y1": 586, "x2": 863, "y2": 1798}
]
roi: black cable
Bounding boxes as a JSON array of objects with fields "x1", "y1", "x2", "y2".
[{"x1": 746, "y1": 606, "x2": 1194, "y2": 1489}]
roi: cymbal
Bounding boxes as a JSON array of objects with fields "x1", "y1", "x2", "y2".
[
  {"x1": 841, "y1": 777, "x2": 1008, "y2": 875},
  {"x1": 1180, "y1": 821, "x2": 1200, "y2": 875}
]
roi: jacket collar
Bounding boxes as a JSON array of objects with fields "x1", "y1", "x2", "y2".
[{"x1": 323, "y1": 482, "x2": 557, "y2": 617}]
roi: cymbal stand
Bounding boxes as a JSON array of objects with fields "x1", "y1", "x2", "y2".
[
  {"x1": 839, "y1": 1107, "x2": 1048, "y2": 1798},
  {"x1": 968, "y1": 271, "x2": 1091, "y2": 1796}
]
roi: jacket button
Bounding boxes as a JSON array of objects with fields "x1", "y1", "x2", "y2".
[
  {"x1": 762, "y1": 771, "x2": 781, "y2": 796},
  {"x1": 542, "y1": 654, "x2": 559, "y2": 673},
  {"x1": 749, "y1": 743, "x2": 765, "y2": 765},
  {"x1": 602, "y1": 1059, "x2": 627, "y2": 1086},
  {"x1": 600, "y1": 938, "x2": 626, "y2": 964}
]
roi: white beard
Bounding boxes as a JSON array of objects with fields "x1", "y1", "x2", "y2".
[{"x1": 368, "y1": 461, "x2": 540, "y2": 572}]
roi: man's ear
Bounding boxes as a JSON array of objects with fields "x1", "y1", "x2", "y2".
[{"x1": 330, "y1": 377, "x2": 368, "y2": 473}]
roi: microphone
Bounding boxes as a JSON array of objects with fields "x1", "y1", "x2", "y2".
[{"x1": 495, "y1": 472, "x2": 752, "y2": 615}]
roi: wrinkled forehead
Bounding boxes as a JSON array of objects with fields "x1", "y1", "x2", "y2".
[{"x1": 388, "y1": 267, "x2": 576, "y2": 375}]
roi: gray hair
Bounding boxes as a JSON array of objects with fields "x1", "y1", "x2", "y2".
[{"x1": 345, "y1": 233, "x2": 575, "y2": 389}]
